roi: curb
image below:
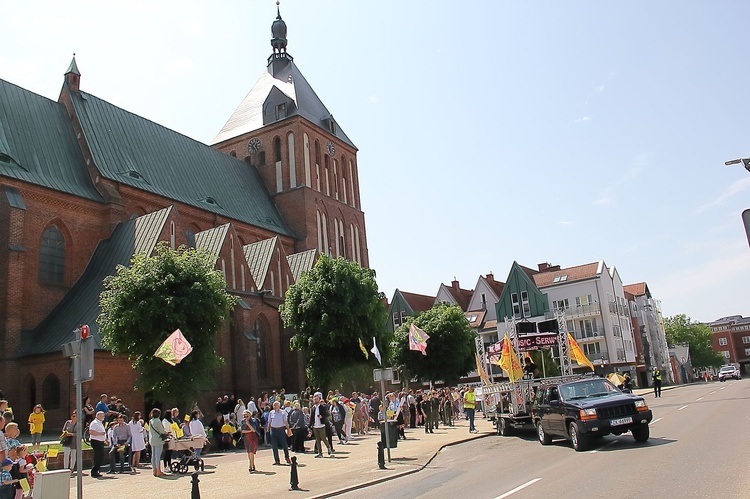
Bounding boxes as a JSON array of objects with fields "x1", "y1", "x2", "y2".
[{"x1": 309, "y1": 431, "x2": 491, "y2": 498}]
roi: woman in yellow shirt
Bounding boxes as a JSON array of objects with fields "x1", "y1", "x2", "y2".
[{"x1": 28, "y1": 404, "x2": 45, "y2": 452}]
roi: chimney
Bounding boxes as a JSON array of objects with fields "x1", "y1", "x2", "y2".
[
  {"x1": 486, "y1": 273, "x2": 494, "y2": 281},
  {"x1": 538, "y1": 262, "x2": 549, "y2": 272},
  {"x1": 451, "y1": 278, "x2": 460, "y2": 291}
]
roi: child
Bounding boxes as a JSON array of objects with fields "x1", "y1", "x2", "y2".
[
  {"x1": 0, "y1": 458, "x2": 18, "y2": 498},
  {"x1": 27, "y1": 405, "x2": 45, "y2": 453}
]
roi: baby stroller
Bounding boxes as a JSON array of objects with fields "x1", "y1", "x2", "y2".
[{"x1": 167, "y1": 435, "x2": 207, "y2": 474}]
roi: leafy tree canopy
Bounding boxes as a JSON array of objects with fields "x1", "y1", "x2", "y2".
[
  {"x1": 98, "y1": 242, "x2": 238, "y2": 406},
  {"x1": 664, "y1": 314, "x2": 724, "y2": 368},
  {"x1": 392, "y1": 303, "x2": 475, "y2": 384},
  {"x1": 280, "y1": 255, "x2": 388, "y2": 389}
]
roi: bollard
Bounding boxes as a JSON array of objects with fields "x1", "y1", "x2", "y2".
[
  {"x1": 191, "y1": 472, "x2": 201, "y2": 499},
  {"x1": 377, "y1": 441, "x2": 386, "y2": 470},
  {"x1": 289, "y1": 456, "x2": 300, "y2": 491}
]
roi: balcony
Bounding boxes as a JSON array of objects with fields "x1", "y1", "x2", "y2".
[{"x1": 557, "y1": 303, "x2": 602, "y2": 319}]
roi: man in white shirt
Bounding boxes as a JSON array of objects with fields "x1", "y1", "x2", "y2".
[
  {"x1": 266, "y1": 401, "x2": 291, "y2": 465},
  {"x1": 88, "y1": 411, "x2": 107, "y2": 478},
  {"x1": 310, "y1": 393, "x2": 333, "y2": 457}
]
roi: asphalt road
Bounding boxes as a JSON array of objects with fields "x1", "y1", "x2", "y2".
[{"x1": 354, "y1": 380, "x2": 750, "y2": 499}]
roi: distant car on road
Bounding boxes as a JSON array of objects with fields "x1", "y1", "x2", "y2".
[{"x1": 718, "y1": 365, "x2": 740, "y2": 382}]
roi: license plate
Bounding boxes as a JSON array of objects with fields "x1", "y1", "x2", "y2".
[{"x1": 610, "y1": 417, "x2": 633, "y2": 426}]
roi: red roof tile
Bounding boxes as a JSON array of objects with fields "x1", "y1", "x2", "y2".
[
  {"x1": 401, "y1": 291, "x2": 436, "y2": 312},
  {"x1": 532, "y1": 262, "x2": 600, "y2": 288},
  {"x1": 623, "y1": 283, "x2": 646, "y2": 296}
]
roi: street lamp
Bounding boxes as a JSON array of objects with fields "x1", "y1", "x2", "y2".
[
  {"x1": 724, "y1": 158, "x2": 750, "y2": 173},
  {"x1": 725, "y1": 158, "x2": 750, "y2": 248}
]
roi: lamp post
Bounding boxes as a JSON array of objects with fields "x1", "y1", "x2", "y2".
[{"x1": 725, "y1": 158, "x2": 750, "y2": 248}]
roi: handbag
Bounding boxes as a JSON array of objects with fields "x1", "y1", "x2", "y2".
[
  {"x1": 159, "y1": 432, "x2": 171, "y2": 443},
  {"x1": 60, "y1": 434, "x2": 73, "y2": 446}
]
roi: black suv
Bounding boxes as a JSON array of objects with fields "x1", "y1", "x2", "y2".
[{"x1": 532, "y1": 377, "x2": 652, "y2": 451}]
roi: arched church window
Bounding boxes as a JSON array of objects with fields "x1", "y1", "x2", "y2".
[
  {"x1": 274, "y1": 137, "x2": 282, "y2": 162},
  {"x1": 255, "y1": 318, "x2": 269, "y2": 380},
  {"x1": 40, "y1": 226, "x2": 65, "y2": 283},
  {"x1": 42, "y1": 374, "x2": 61, "y2": 409}
]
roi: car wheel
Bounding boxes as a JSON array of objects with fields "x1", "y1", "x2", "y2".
[
  {"x1": 632, "y1": 425, "x2": 649, "y2": 443},
  {"x1": 499, "y1": 418, "x2": 513, "y2": 437},
  {"x1": 569, "y1": 422, "x2": 588, "y2": 452},
  {"x1": 537, "y1": 422, "x2": 552, "y2": 445}
]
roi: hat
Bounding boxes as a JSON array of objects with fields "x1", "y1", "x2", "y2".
[
  {"x1": 1, "y1": 458, "x2": 12, "y2": 467},
  {"x1": 342, "y1": 398, "x2": 350, "y2": 404},
  {"x1": 313, "y1": 392, "x2": 323, "y2": 398}
]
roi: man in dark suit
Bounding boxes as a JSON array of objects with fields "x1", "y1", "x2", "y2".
[{"x1": 310, "y1": 393, "x2": 333, "y2": 457}]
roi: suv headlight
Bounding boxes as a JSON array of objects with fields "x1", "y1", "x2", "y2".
[
  {"x1": 635, "y1": 400, "x2": 648, "y2": 411},
  {"x1": 580, "y1": 408, "x2": 597, "y2": 420}
]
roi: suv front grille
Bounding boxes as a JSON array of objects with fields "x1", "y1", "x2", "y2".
[{"x1": 597, "y1": 403, "x2": 636, "y2": 419}]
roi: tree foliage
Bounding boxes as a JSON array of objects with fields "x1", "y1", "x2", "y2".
[
  {"x1": 392, "y1": 303, "x2": 475, "y2": 384},
  {"x1": 664, "y1": 314, "x2": 724, "y2": 368},
  {"x1": 98, "y1": 242, "x2": 238, "y2": 405},
  {"x1": 280, "y1": 255, "x2": 389, "y2": 389}
]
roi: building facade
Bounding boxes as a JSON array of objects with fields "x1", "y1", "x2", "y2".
[
  {"x1": 707, "y1": 315, "x2": 750, "y2": 375},
  {"x1": 0, "y1": 7, "x2": 368, "y2": 429}
]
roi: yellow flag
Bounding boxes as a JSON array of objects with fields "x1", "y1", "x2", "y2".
[
  {"x1": 567, "y1": 333, "x2": 595, "y2": 371},
  {"x1": 358, "y1": 338, "x2": 369, "y2": 359},
  {"x1": 475, "y1": 354, "x2": 491, "y2": 386},
  {"x1": 498, "y1": 334, "x2": 524, "y2": 382}
]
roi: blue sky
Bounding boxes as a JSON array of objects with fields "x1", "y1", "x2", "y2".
[{"x1": 4, "y1": 1, "x2": 750, "y2": 323}]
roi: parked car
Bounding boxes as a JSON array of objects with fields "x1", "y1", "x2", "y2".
[
  {"x1": 532, "y1": 377, "x2": 653, "y2": 451},
  {"x1": 718, "y1": 365, "x2": 740, "y2": 381}
]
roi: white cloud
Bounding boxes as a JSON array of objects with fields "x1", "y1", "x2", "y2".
[
  {"x1": 694, "y1": 176, "x2": 750, "y2": 213},
  {"x1": 595, "y1": 188, "x2": 612, "y2": 205},
  {"x1": 574, "y1": 115, "x2": 591, "y2": 123}
]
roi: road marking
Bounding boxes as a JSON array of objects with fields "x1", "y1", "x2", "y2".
[
  {"x1": 710, "y1": 391, "x2": 716, "y2": 395},
  {"x1": 696, "y1": 397, "x2": 704, "y2": 401},
  {"x1": 651, "y1": 418, "x2": 662, "y2": 425},
  {"x1": 720, "y1": 386, "x2": 726, "y2": 390},
  {"x1": 590, "y1": 438, "x2": 619, "y2": 453},
  {"x1": 678, "y1": 405, "x2": 688, "y2": 411},
  {"x1": 494, "y1": 478, "x2": 542, "y2": 498}
]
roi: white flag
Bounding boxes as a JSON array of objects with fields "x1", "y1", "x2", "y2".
[{"x1": 371, "y1": 337, "x2": 382, "y2": 366}]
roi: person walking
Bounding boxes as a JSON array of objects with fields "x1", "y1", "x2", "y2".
[
  {"x1": 288, "y1": 402, "x2": 307, "y2": 453},
  {"x1": 463, "y1": 386, "x2": 477, "y2": 433},
  {"x1": 88, "y1": 411, "x2": 107, "y2": 478},
  {"x1": 652, "y1": 367, "x2": 663, "y2": 397},
  {"x1": 310, "y1": 393, "x2": 333, "y2": 457},
  {"x1": 266, "y1": 401, "x2": 291, "y2": 465},
  {"x1": 240, "y1": 410, "x2": 259, "y2": 472}
]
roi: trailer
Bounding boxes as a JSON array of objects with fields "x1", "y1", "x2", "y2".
[{"x1": 479, "y1": 310, "x2": 581, "y2": 436}]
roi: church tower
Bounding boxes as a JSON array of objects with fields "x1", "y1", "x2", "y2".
[{"x1": 212, "y1": 3, "x2": 368, "y2": 267}]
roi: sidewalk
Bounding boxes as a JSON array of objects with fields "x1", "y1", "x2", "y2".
[{"x1": 65, "y1": 416, "x2": 493, "y2": 498}]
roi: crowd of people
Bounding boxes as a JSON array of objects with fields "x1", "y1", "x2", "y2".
[{"x1": 0, "y1": 384, "x2": 482, "y2": 491}]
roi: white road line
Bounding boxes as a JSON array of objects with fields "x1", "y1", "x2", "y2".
[
  {"x1": 710, "y1": 391, "x2": 716, "y2": 395},
  {"x1": 494, "y1": 478, "x2": 542, "y2": 499},
  {"x1": 696, "y1": 397, "x2": 704, "y2": 401},
  {"x1": 651, "y1": 418, "x2": 662, "y2": 425},
  {"x1": 678, "y1": 405, "x2": 688, "y2": 411},
  {"x1": 590, "y1": 438, "x2": 620, "y2": 453},
  {"x1": 720, "y1": 386, "x2": 726, "y2": 390}
]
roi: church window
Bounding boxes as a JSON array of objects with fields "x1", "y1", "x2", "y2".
[
  {"x1": 274, "y1": 137, "x2": 282, "y2": 163},
  {"x1": 317, "y1": 211, "x2": 323, "y2": 253},
  {"x1": 255, "y1": 318, "x2": 269, "y2": 379},
  {"x1": 275, "y1": 103, "x2": 286, "y2": 120},
  {"x1": 288, "y1": 132, "x2": 296, "y2": 188},
  {"x1": 338, "y1": 219, "x2": 345, "y2": 258},
  {"x1": 333, "y1": 160, "x2": 339, "y2": 200},
  {"x1": 334, "y1": 218, "x2": 340, "y2": 257},
  {"x1": 40, "y1": 226, "x2": 65, "y2": 283},
  {"x1": 259, "y1": 151, "x2": 266, "y2": 165},
  {"x1": 324, "y1": 155, "x2": 330, "y2": 196},
  {"x1": 170, "y1": 221, "x2": 176, "y2": 249},
  {"x1": 42, "y1": 374, "x2": 61, "y2": 409}
]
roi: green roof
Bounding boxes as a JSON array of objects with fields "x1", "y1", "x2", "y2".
[
  {"x1": 0, "y1": 79, "x2": 104, "y2": 201},
  {"x1": 67, "y1": 89, "x2": 291, "y2": 236},
  {"x1": 21, "y1": 208, "x2": 173, "y2": 356}
]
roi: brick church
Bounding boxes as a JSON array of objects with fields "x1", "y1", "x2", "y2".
[{"x1": 0, "y1": 6, "x2": 368, "y2": 428}]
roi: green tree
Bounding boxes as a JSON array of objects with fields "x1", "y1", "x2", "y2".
[
  {"x1": 392, "y1": 303, "x2": 475, "y2": 384},
  {"x1": 97, "y1": 242, "x2": 238, "y2": 405},
  {"x1": 664, "y1": 314, "x2": 724, "y2": 368},
  {"x1": 279, "y1": 255, "x2": 388, "y2": 389}
]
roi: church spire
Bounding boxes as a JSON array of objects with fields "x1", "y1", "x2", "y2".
[
  {"x1": 64, "y1": 54, "x2": 81, "y2": 92},
  {"x1": 268, "y1": 1, "x2": 292, "y2": 77}
]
